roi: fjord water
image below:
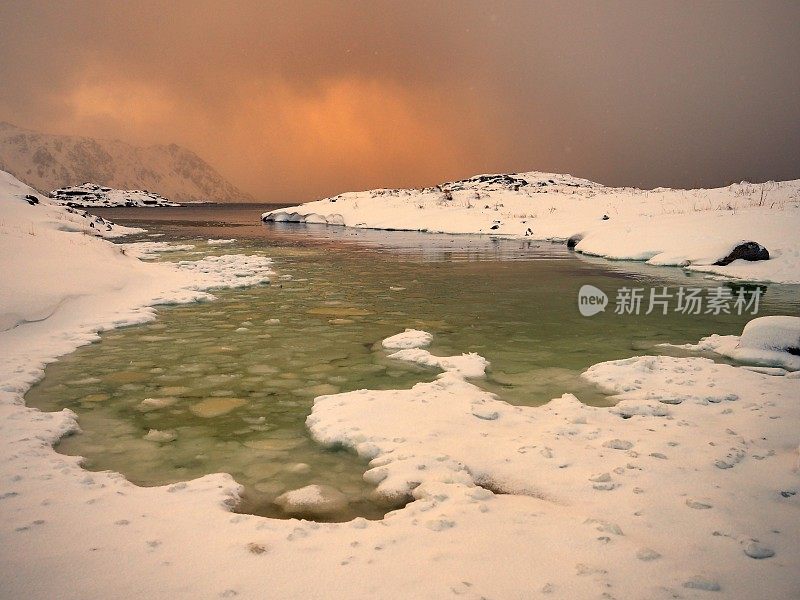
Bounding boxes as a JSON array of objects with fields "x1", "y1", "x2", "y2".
[{"x1": 25, "y1": 205, "x2": 800, "y2": 521}]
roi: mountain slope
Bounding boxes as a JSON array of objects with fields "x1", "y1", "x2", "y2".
[{"x1": 0, "y1": 122, "x2": 252, "y2": 202}]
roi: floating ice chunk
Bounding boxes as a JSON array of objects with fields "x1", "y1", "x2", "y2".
[
  {"x1": 382, "y1": 329, "x2": 433, "y2": 350},
  {"x1": 244, "y1": 438, "x2": 305, "y2": 451},
  {"x1": 287, "y1": 463, "x2": 311, "y2": 474},
  {"x1": 120, "y1": 241, "x2": 196, "y2": 258},
  {"x1": 81, "y1": 393, "x2": 109, "y2": 403},
  {"x1": 189, "y1": 397, "x2": 247, "y2": 418},
  {"x1": 136, "y1": 397, "x2": 178, "y2": 412},
  {"x1": 143, "y1": 429, "x2": 177, "y2": 443},
  {"x1": 307, "y1": 307, "x2": 372, "y2": 317},
  {"x1": 387, "y1": 348, "x2": 488, "y2": 378},
  {"x1": 274, "y1": 484, "x2": 348, "y2": 517},
  {"x1": 176, "y1": 254, "x2": 273, "y2": 289}
]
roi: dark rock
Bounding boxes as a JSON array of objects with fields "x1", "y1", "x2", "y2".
[
  {"x1": 714, "y1": 242, "x2": 769, "y2": 266},
  {"x1": 567, "y1": 234, "x2": 584, "y2": 249},
  {"x1": 490, "y1": 224, "x2": 500, "y2": 230},
  {"x1": 24, "y1": 194, "x2": 39, "y2": 205},
  {"x1": 602, "y1": 214, "x2": 610, "y2": 220}
]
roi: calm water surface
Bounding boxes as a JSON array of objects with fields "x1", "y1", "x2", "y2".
[{"x1": 25, "y1": 204, "x2": 800, "y2": 521}]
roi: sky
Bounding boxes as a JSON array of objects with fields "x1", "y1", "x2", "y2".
[{"x1": 0, "y1": 1, "x2": 798, "y2": 202}]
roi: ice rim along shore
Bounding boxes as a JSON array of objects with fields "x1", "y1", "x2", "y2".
[{"x1": 1, "y1": 168, "x2": 799, "y2": 599}]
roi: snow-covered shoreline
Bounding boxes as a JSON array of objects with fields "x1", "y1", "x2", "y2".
[
  {"x1": 2, "y1": 169, "x2": 799, "y2": 598},
  {"x1": 263, "y1": 171, "x2": 800, "y2": 284}
]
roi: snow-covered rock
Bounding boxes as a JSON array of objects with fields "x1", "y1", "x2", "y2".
[
  {"x1": 670, "y1": 316, "x2": 800, "y2": 371},
  {"x1": 739, "y1": 316, "x2": 800, "y2": 357},
  {"x1": 381, "y1": 328, "x2": 433, "y2": 349},
  {"x1": 274, "y1": 484, "x2": 349, "y2": 518},
  {"x1": 50, "y1": 183, "x2": 179, "y2": 207},
  {"x1": 263, "y1": 171, "x2": 800, "y2": 283}
]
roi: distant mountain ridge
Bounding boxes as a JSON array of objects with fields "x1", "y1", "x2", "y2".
[{"x1": 0, "y1": 122, "x2": 252, "y2": 202}]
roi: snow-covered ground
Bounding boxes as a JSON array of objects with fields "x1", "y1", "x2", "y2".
[
  {"x1": 2, "y1": 168, "x2": 799, "y2": 598},
  {"x1": 263, "y1": 171, "x2": 800, "y2": 283},
  {"x1": 50, "y1": 183, "x2": 180, "y2": 208}
]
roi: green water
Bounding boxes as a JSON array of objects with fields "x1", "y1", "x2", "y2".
[{"x1": 25, "y1": 208, "x2": 800, "y2": 521}]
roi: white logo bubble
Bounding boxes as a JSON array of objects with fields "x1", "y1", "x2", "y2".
[{"x1": 578, "y1": 284, "x2": 608, "y2": 317}]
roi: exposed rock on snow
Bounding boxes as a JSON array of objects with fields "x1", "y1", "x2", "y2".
[
  {"x1": 50, "y1": 183, "x2": 179, "y2": 208},
  {"x1": 263, "y1": 171, "x2": 800, "y2": 283},
  {"x1": 714, "y1": 241, "x2": 770, "y2": 266},
  {"x1": 566, "y1": 233, "x2": 584, "y2": 249},
  {"x1": 274, "y1": 484, "x2": 349, "y2": 518}
]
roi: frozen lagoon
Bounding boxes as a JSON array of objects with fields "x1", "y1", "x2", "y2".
[{"x1": 25, "y1": 205, "x2": 800, "y2": 521}]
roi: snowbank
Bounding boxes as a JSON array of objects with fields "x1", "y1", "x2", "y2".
[
  {"x1": 670, "y1": 315, "x2": 800, "y2": 371},
  {"x1": 263, "y1": 172, "x2": 800, "y2": 283},
  {"x1": 307, "y1": 327, "x2": 800, "y2": 597}
]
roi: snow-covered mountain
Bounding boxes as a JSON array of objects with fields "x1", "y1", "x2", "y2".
[{"x1": 0, "y1": 121, "x2": 252, "y2": 202}]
